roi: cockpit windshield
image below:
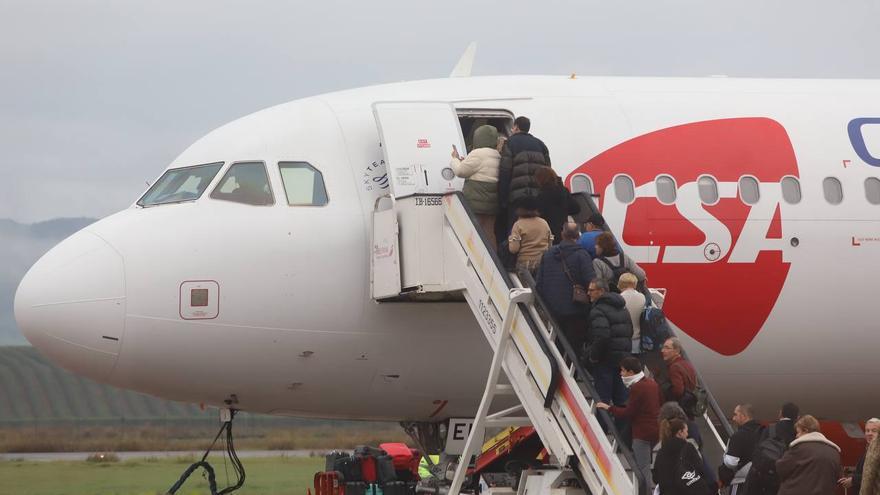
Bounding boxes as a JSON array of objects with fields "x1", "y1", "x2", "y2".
[{"x1": 137, "y1": 162, "x2": 224, "y2": 207}]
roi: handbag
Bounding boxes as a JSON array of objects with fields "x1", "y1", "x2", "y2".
[{"x1": 560, "y1": 250, "x2": 589, "y2": 304}]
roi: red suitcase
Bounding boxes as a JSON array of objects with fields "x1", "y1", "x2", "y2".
[
  {"x1": 359, "y1": 455, "x2": 378, "y2": 483},
  {"x1": 314, "y1": 471, "x2": 344, "y2": 495},
  {"x1": 379, "y1": 443, "x2": 421, "y2": 479}
]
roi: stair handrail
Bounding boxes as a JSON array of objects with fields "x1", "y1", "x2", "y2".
[
  {"x1": 514, "y1": 268, "x2": 647, "y2": 494},
  {"x1": 442, "y1": 191, "x2": 562, "y2": 408},
  {"x1": 444, "y1": 191, "x2": 646, "y2": 492},
  {"x1": 569, "y1": 192, "x2": 735, "y2": 441}
]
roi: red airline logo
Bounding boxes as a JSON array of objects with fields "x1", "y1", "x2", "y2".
[{"x1": 566, "y1": 118, "x2": 799, "y2": 355}]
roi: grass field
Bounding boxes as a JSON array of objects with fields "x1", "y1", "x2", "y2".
[
  {"x1": 0, "y1": 455, "x2": 324, "y2": 495},
  {"x1": 0, "y1": 424, "x2": 409, "y2": 453}
]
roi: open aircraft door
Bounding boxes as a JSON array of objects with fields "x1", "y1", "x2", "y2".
[
  {"x1": 370, "y1": 102, "x2": 469, "y2": 299},
  {"x1": 372, "y1": 101, "x2": 467, "y2": 198}
]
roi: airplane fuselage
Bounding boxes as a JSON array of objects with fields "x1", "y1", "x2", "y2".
[{"x1": 15, "y1": 75, "x2": 880, "y2": 422}]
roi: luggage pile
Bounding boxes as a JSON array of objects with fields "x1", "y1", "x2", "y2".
[{"x1": 315, "y1": 443, "x2": 422, "y2": 495}]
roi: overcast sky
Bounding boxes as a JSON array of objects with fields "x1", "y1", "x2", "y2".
[{"x1": 1, "y1": 0, "x2": 878, "y2": 222}]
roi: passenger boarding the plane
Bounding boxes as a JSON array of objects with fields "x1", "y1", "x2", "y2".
[
  {"x1": 534, "y1": 222, "x2": 594, "y2": 354},
  {"x1": 719, "y1": 404, "x2": 762, "y2": 494},
  {"x1": 618, "y1": 273, "x2": 645, "y2": 355},
  {"x1": 577, "y1": 213, "x2": 606, "y2": 258},
  {"x1": 507, "y1": 196, "x2": 552, "y2": 274},
  {"x1": 596, "y1": 356, "x2": 660, "y2": 490},
  {"x1": 585, "y1": 278, "x2": 633, "y2": 406},
  {"x1": 450, "y1": 124, "x2": 501, "y2": 250},
  {"x1": 535, "y1": 166, "x2": 580, "y2": 245},
  {"x1": 839, "y1": 417, "x2": 880, "y2": 494},
  {"x1": 653, "y1": 419, "x2": 713, "y2": 495},
  {"x1": 498, "y1": 116, "x2": 552, "y2": 228},
  {"x1": 593, "y1": 232, "x2": 646, "y2": 290}
]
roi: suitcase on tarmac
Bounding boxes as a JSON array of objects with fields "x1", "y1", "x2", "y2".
[
  {"x1": 354, "y1": 445, "x2": 386, "y2": 457},
  {"x1": 359, "y1": 454, "x2": 378, "y2": 483},
  {"x1": 314, "y1": 471, "x2": 345, "y2": 495},
  {"x1": 379, "y1": 443, "x2": 420, "y2": 481},
  {"x1": 334, "y1": 455, "x2": 363, "y2": 482},
  {"x1": 326, "y1": 451, "x2": 350, "y2": 472},
  {"x1": 382, "y1": 481, "x2": 407, "y2": 495},
  {"x1": 344, "y1": 481, "x2": 367, "y2": 495},
  {"x1": 376, "y1": 454, "x2": 397, "y2": 484}
]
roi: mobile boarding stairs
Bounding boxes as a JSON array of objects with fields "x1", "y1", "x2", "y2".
[{"x1": 368, "y1": 101, "x2": 734, "y2": 495}]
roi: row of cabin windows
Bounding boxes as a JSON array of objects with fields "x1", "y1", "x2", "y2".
[
  {"x1": 572, "y1": 174, "x2": 880, "y2": 206},
  {"x1": 138, "y1": 161, "x2": 329, "y2": 208}
]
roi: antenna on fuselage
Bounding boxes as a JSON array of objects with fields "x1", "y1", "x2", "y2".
[{"x1": 449, "y1": 42, "x2": 477, "y2": 78}]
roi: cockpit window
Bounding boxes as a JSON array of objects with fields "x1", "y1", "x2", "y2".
[
  {"x1": 138, "y1": 162, "x2": 223, "y2": 207},
  {"x1": 210, "y1": 162, "x2": 274, "y2": 206},
  {"x1": 279, "y1": 162, "x2": 329, "y2": 206}
]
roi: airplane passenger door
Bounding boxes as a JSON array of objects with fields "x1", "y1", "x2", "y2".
[
  {"x1": 372, "y1": 102, "x2": 467, "y2": 198},
  {"x1": 371, "y1": 202, "x2": 401, "y2": 299}
]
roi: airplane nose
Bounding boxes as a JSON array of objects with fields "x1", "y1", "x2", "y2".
[{"x1": 14, "y1": 230, "x2": 125, "y2": 383}]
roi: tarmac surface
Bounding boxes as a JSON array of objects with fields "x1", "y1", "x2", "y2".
[{"x1": 0, "y1": 449, "x2": 324, "y2": 462}]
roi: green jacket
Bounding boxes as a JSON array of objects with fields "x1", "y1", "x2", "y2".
[{"x1": 462, "y1": 179, "x2": 498, "y2": 215}]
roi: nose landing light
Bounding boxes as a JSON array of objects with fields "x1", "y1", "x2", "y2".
[{"x1": 14, "y1": 230, "x2": 125, "y2": 382}]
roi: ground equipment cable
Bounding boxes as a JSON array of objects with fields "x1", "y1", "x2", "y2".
[{"x1": 165, "y1": 410, "x2": 246, "y2": 495}]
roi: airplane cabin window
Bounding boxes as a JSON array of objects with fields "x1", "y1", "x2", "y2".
[
  {"x1": 570, "y1": 174, "x2": 593, "y2": 195},
  {"x1": 655, "y1": 175, "x2": 677, "y2": 204},
  {"x1": 279, "y1": 162, "x2": 329, "y2": 206},
  {"x1": 138, "y1": 162, "x2": 223, "y2": 207},
  {"x1": 698, "y1": 176, "x2": 719, "y2": 204},
  {"x1": 738, "y1": 176, "x2": 760, "y2": 205},
  {"x1": 613, "y1": 176, "x2": 635, "y2": 204},
  {"x1": 210, "y1": 162, "x2": 274, "y2": 206},
  {"x1": 822, "y1": 177, "x2": 843, "y2": 205},
  {"x1": 866, "y1": 177, "x2": 880, "y2": 205},
  {"x1": 781, "y1": 176, "x2": 802, "y2": 204}
]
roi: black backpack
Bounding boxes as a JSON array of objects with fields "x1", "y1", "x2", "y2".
[
  {"x1": 598, "y1": 253, "x2": 628, "y2": 292},
  {"x1": 678, "y1": 385, "x2": 709, "y2": 419},
  {"x1": 749, "y1": 424, "x2": 788, "y2": 493},
  {"x1": 674, "y1": 450, "x2": 713, "y2": 495},
  {"x1": 497, "y1": 240, "x2": 518, "y2": 272}
]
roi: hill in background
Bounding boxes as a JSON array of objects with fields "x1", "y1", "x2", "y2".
[
  {"x1": 0, "y1": 346, "x2": 207, "y2": 424},
  {"x1": 0, "y1": 346, "x2": 407, "y2": 452},
  {"x1": 0, "y1": 217, "x2": 96, "y2": 345}
]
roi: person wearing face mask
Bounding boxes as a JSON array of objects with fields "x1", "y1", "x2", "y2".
[{"x1": 597, "y1": 356, "x2": 660, "y2": 490}]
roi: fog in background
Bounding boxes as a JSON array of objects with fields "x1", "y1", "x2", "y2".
[{"x1": 0, "y1": 0, "x2": 877, "y2": 342}]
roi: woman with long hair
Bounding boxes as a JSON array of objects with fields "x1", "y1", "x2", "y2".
[{"x1": 534, "y1": 166, "x2": 579, "y2": 244}]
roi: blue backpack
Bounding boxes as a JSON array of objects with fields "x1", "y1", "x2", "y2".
[{"x1": 639, "y1": 304, "x2": 672, "y2": 351}]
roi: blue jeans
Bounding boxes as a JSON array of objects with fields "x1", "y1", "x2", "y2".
[{"x1": 593, "y1": 362, "x2": 628, "y2": 405}]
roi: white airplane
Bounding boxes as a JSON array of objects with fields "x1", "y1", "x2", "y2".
[{"x1": 14, "y1": 74, "x2": 880, "y2": 437}]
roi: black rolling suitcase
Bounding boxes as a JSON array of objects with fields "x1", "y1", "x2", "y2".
[
  {"x1": 383, "y1": 481, "x2": 407, "y2": 495},
  {"x1": 376, "y1": 455, "x2": 397, "y2": 484},
  {"x1": 326, "y1": 451, "x2": 349, "y2": 472},
  {"x1": 344, "y1": 481, "x2": 367, "y2": 495},
  {"x1": 334, "y1": 455, "x2": 363, "y2": 482}
]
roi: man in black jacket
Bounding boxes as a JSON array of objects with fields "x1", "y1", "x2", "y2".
[
  {"x1": 498, "y1": 116, "x2": 551, "y2": 228},
  {"x1": 585, "y1": 278, "x2": 633, "y2": 406},
  {"x1": 720, "y1": 403, "x2": 764, "y2": 494},
  {"x1": 535, "y1": 223, "x2": 595, "y2": 355},
  {"x1": 746, "y1": 402, "x2": 799, "y2": 495}
]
